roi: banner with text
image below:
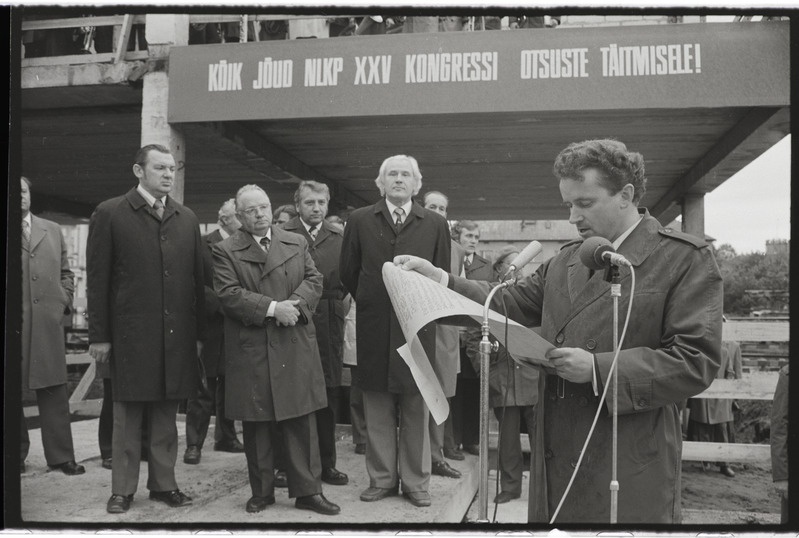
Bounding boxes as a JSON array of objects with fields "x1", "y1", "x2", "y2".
[{"x1": 168, "y1": 22, "x2": 789, "y2": 123}]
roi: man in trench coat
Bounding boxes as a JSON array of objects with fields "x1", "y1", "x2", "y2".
[
  {"x1": 212, "y1": 184, "x2": 340, "y2": 516},
  {"x1": 283, "y1": 180, "x2": 349, "y2": 486},
  {"x1": 394, "y1": 139, "x2": 722, "y2": 524},
  {"x1": 87, "y1": 144, "x2": 205, "y2": 514},
  {"x1": 339, "y1": 155, "x2": 451, "y2": 507},
  {"x1": 20, "y1": 177, "x2": 85, "y2": 476}
]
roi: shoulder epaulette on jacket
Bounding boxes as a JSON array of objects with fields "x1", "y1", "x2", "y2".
[{"x1": 657, "y1": 227, "x2": 707, "y2": 248}]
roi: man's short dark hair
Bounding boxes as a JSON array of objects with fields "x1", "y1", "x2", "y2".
[
  {"x1": 134, "y1": 144, "x2": 171, "y2": 167},
  {"x1": 294, "y1": 180, "x2": 330, "y2": 205},
  {"x1": 553, "y1": 139, "x2": 647, "y2": 204},
  {"x1": 273, "y1": 204, "x2": 298, "y2": 222}
]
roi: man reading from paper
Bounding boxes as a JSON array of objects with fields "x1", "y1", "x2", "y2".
[{"x1": 394, "y1": 139, "x2": 722, "y2": 524}]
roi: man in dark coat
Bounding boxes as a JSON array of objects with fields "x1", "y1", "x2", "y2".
[
  {"x1": 340, "y1": 155, "x2": 451, "y2": 507},
  {"x1": 87, "y1": 144, "x2": 205, "y2": 514},
  {"x1": 212, "y1": 184, "x2": 340, "y2": 516},
  {"x1": 395, "y1": 139, "x2": 722, "y2": 524},
  {"x1": 183, "y1": 198, "x2": 245, "y2": 465},
  {"x1": 452, "y1": 219, "x2": 492, "y2": 456},
  {"x1": 282, "y1": 180, "x2": 349, "y2": 486},
  {"x1": 20, "y1": 177, "x2": 85, "y2": 476},
  {"x1": 770, "y1": 364, "x2": 788, "y2": 523}
]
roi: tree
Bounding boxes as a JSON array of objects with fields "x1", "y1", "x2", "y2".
[{"x1": 713, "y1": 243, "x2": 790, "y2": 316}]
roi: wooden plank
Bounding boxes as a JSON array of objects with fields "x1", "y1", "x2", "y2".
[
  {"x1": 66, "y1": 353, "x2": 93, "y2": 365},
  {"x1": 69, "y1": 361, "x2": 97, "y2": 403},
  {"x1": 723, "y1": 321, "x2": 789, "y2": 342},
  {"x1": 113, "y1": 14, "x2": 134, "y2": 64},
  {"x1": 22, "y1": 53, "x2": 116, "y2": 68},
  {"x1": 22, "y1": 15, "x2": 146, "y2": 31},
  {"x1": 693, "y1": 372, "x2": 778, "y2": 400},
  {"x1": 682, "y1": 441, "x2": 771, "y2": 464}
]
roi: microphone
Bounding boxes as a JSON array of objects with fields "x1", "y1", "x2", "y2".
[
  {"x1": 578, "y1": 236, "x2": 631, "y2": 270},
  {"x1": 502, "y1": 240, "x2": 543, "y2": 281}
]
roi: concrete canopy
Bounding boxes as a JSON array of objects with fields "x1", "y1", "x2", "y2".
[{"x1": 19, "y1": 19, "x2": 789, "y2": 225}]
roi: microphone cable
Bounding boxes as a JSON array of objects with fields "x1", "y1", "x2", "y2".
[{"x1": 549, "y1": 267, "x2": 636, "y2": 524}]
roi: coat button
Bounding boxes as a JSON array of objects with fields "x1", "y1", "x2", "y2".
[
  {"x1": 555, "y1": 333, "x2": 565, "y2": 345},
  {"x1": 33, "y1": 298, "x2": 39, "y2": 304},
  {"x1": 578, "y1": 396, "x2": 589, "y2": 407},
  {"x1": 570, "y1": 459, "x2": 578, "y2": 469},
  {"x1": 30, "y1": 253, "x2": 35, "y2": 258},
  {"x1": 164, "y1": 270, "x2": 170, "y2": 276},
  {"x1": 32, "y1": 275, "x2": 38, "y2": 281},
  {"x1": 586, "y1": 339, "x2": 596, "y2": 350},
  {"x1": 545, "y1": 449, "x2": 553, "y2": 459},
  {"x1": 638, "y1": 398, "x2": 648, "y2": 407},
  {"x1": 291, "y1": 337, "x2": 298, "y2": 343},
  {"x1": 161, "y1": 235, "x2": 167, "y2": 241},
  {"x1": 164, "y1": 309, "x2": 170, "y2": 315},
  {"x1": 390, "y1": 239, "x2": 395, "y2": 245}
]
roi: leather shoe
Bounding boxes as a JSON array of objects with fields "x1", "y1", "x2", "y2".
[
  {"x1": 149, "y1": 489, "x2": 192, "y2": 507},
  {"x1": 295, "y1": 493, "x2": 340, "y2": 515},
  {"x1": 102, "y1": 457, "x2": 113, "y2": 470},
  {"x1": 720, "y1": 464, "x2": 736, "y2": 478},
  {"x1": 183, "y1": 445, "x2": 201, "y2": 465},
  {"x1": 432, "y1": 460, "x2": 461, "y2": 479},
  {"x1": 403, "y1": 490, "x2": 432, "y2": 507},
  {"x1": 49, "y1": 460, "x2": 85, "y2": 475},
  {"x1": 443, "y1": 447, "x2": 465, "y2": 461},
  {"x1": 214, "y1": 439, "x2": 245, "y2": 453},
  {"x1": 245, "y1": 495, "x2": 275, "y2": 513},
  {"x1": 321, "y1": 467, "x2": 349, "y2": 485},
  {"x1": 354, "y1": 443, "x2": 366, "y2": 455},
  {"x1": 494, "y1": 490, "x2": 521, "y2": 504},
  {"x1": 463, "y1": 444, "x2": 480, "y2": 456},
  {"x1": 360, "y1": 486, "x2": 398, "y2": 502},
  {"x1": 107, "y1": 494, "x2": 133, "y2": 514},
  {"x1": 274, "y1": 470, "x2": 288, "y2": 488}
]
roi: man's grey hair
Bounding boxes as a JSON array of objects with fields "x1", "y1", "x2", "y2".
[
  {"x1": 374, "y1": 155, "x2": 423, "y2": 197},
  {"x1": 234, "y1": 184, "x2": 269, "y2": 210},
  {"x1": 294, "y1": 180, "x2": 331, "y2": 205},
  {"x1": 219, "y1": 198, "x2": 236, "y2": 217}
]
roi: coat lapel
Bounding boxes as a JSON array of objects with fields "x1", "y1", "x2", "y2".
[
  {"x1": 27, "y1": 215, "x2": 46, "y2": 252},
  {"x1": 232, "y1": 230, "x2": 268, "y2": 265},
  {"x1": 263, "y1": 228, "x2": 299, "y2": 277}
]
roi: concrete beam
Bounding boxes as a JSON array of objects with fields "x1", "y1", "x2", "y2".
[
  {"x1": 681, "y1": 193, "x2": 705, "y2": 240},
  {"x1": 653, "y1": 107, "x2": 788, "y2": 225}
]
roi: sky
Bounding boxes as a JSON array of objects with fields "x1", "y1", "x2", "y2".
[{"x1": 702, "y1": 135, "x2": 791, "y2": 254}]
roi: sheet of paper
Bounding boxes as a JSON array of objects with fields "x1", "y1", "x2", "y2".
[{"x1": 382, "y1": 262, "x2": 555, "y2": 423}]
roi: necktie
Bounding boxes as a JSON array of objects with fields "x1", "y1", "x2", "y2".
[
  {"x1": 393, "y1": 208, "x2": 405, "y2": 233},
  {"x1": 308, "y1": 225, "x2": 318, "y2": 241},
  {"x1": 464, "y1": 256, "x2": 472, "y2": 268},
  {"x1": 22, "y1": 219, "x2": 30, "y2": 246},
  {"x1": 153, "y1": 199, "x2": 165, "y2": 220},
  {"x1": 259, "y1": 236, "x2": 271, "y2": 252}
]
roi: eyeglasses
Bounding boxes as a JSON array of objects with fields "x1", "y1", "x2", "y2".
[{"x1": 241, "y1": 204, "x2": 271, "y2": 217}]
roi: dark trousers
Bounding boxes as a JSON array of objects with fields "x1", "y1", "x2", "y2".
[
  {"x1": 494, "y1": 405, "x2": 536, "y2": 495},
  {"x1": 316, "y1": 386, "x2": 341, "y2": 469},
  {"x1": 20, "y1": 384, "x2": 75, "y2": 466},
  {"x1": 452, "y1": 374, "x2": 480, "y2": 447},
  {"x1": 349, "y1": 384, "x2": 367, "y2": 445},
  {"x1": 111, "y1": 399, "x2": 179, "y2": 495},
  {"x1": 242, "y1": 413, "x2": 321, "y2": 499},
  {"x1": 185, "y1": 375, "x2": 238, "y2": 448}
]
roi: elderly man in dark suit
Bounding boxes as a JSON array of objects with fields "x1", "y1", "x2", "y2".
[
  {"x1": 451, "y1": 220, "x2": 492, "y2": 456},
  {"x1": 20, "y1": 177, "x2": 85, "y2": 476},
  {"x1": 340, "y1": 155, "x2": 451, "y2": 507},
  {"x1": 183, "y1": 199, "x2": 245, "y2": 465},
  {"x1": 213, "y1": 184, "x2": 340, "y2": 516},
  {"x1": 87, "y1": 144, "x2": 206, "y2": 514},
  {"x1": 283, "y1": 180, "x2": 349, "y2": 486}
]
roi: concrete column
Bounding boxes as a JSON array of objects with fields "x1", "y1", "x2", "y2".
[
  {"x1": 141, "y1": 14, "x2": 189, "y2": 203},
  {"x1": 681, "y1": 193, "x2": 705, "y2": 240}
]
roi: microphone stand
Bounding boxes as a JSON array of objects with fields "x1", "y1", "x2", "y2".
[
  {"x1": 608, "y1": 265, "x2": 621, "y2": 523},
  {"x1": 477, "y1": 280, "x2": 505, "y2": 522}
]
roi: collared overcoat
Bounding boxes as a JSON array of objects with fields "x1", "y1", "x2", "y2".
[
  {"x1": 199, "y1": 228, "x2": 226, "y2": 376},
  {"x1": 688, "y1": 340, "x2": 741, "y2": 424},
  {"x1": 340, "y1": 199, "x2": 451, "y2": 393},
  {"x1": 87, "y1": 188, "x2": 205, "y2": 401},
  {"x1": 22, "y1": 214, "x2": 75, "y2": 391},
  {"x1": 283, "y1": 217, "x2": 347, "y2": 387},
  {"x1": 213, "y1": 227, "x2": 327, "y2": 422},
  {"x1": 452, "y1": 210, "x2": 722, "y2": 524},
  {"x1": 770, "y1": 365, "x2": 789, "y2": 482}
]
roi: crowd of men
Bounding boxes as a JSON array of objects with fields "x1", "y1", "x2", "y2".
[{"x1": 19, "y1": 139, "x2": 787, "y2": 524}]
